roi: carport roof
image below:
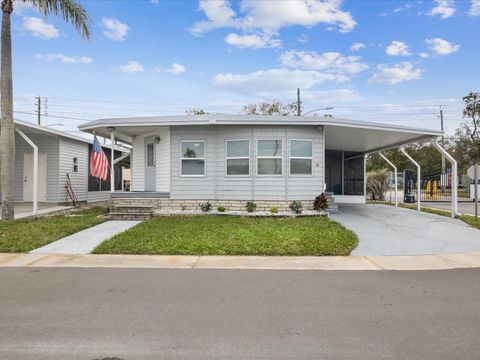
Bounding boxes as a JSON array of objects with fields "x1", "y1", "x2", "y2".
[{"x1": 78, "y1": 114, "x2": 443, "y2": 153}]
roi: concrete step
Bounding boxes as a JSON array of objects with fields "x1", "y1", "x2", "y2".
[{"x1": 110, "y1": 212, "x2": 152, "y2": 220}]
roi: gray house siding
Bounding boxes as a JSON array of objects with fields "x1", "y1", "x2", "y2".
[
  {"x1": 13, "y1": 132, "x2": 60, "y2": 203},
  {"x1": 169, "y1": 125, "x2": 324, "y2": 201},
  {"x1": 59, "y1": 138, "x2": 89, "y2": 202}
]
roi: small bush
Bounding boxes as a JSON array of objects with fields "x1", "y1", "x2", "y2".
[
  {"x1": 181, "y1": 206, "x2": 187, "y2": 211},
  {"x1": 245, "y1": 201, "x2": 257, "y2": 213},
  {"x1": 367, "y1": 170, "x2": 389, "y2": 201},
  {"x1": 313, "y1": 193, "x2": 329, "y2": 211},
  {"x1": 270, "y1": 207, "x2": 279, "y2": 214},
  {"x1": 200, "y1": 202, "x2": 212, "y2": 212},
  {"x1": 217, "y1": 206, "x2": 226, "y2": 212},
  {"x1": 289, "y1": 201, "x2": 303, "y2": 214}
]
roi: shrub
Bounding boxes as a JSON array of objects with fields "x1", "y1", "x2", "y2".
[
  {"x1": 200, "y1": 202, "x2": 212, "y2": 212},
  {"x1": 289, "y1": 201, "x2": 303, "y2": 214},
  {"x1": 313, "y1": 193, "x2": 329, "y2": 211},
  {"x1": 245, "y1": 201, "x2": 257, "y2": 213},
  {"x1": 367, "y1": 170, "x2": 389, "y2": 201},
  {"x1": 270, "y1": 207, "x2": 279, "y2": 214},
  {"x1": 217, "y1": 206, "x2": 226, "y2": 212}
]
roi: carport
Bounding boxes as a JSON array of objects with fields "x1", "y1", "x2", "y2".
[{"x1": 331, "y1": 204, "x2": 480, "y2": 256}]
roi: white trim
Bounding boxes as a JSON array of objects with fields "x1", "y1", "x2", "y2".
[
  {"x1": 15, "y1": 128, "x2": 38, "y2": 215},
  {"x1": 289, "y1": 139, "x2": 313, "y2": 176},
  {"x1": 379, "y1": 151, "x2": 398, "y2": 206},
  {"x1": 180, "y1": 140, "x2": 206, "y2": 177},
  {"x1": 225, "y1": 139, "x2": 250, "y2": 177},
  {"x1": 256, "y1": 139, "x2": 283, "y2": 177}
]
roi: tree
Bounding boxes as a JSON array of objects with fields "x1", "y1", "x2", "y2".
[
  {"x1": 0, "y1": 0, "x2": 90, "y2": 219},
  {"x1": 452, "y1": 92, "x2": 480, "y2": 172},
  {"x1": 242, "y1": 100, "x2": 302, "y2": 116},
  {"x1": 185, "y1": 109, "x2": 209, "y2": 115}
]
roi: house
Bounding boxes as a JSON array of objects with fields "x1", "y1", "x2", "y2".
[
  {"x1": 1, "y1": 119, "x2": 130, "y2": 216},
  {"x1": 78, "y1": 114, "x2": 445, "y2": 215}
]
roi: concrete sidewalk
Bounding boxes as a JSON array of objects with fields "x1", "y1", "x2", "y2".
[
  {"x1": 1, "y1": 251, "x2": 480, "y2": 270},
  {"x1": 30, "y1": 221, "x2": 140, "y2": 254}
]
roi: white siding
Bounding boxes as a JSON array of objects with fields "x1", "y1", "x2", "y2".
[
  {"x1": 13, "y1": 133, "x2": 60, "y2": 203},
  {"x1": 169, "y1": 125, "x2": 324, "y2": 201},
  {"x1": 59, "y1": 138, "x2": 89, "y2": 202},
  {"x1": 87, "y1": 191, "x2": 111, "y2": 203},
  {"x1": 156, "y1": 127, "x2": 170, "y2": 192},
  {"x1": 131, "y1": 136, "x2": 145, "y2": 191}
]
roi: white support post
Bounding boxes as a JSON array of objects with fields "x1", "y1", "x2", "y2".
[
  {"x1": 363, "y1": 154, "x2": 367, "y2": 199},
  {"x1": 400, "y1": 147, "x2": 421, "y2": 212},
  {"x1": 379, "y1": 151, "x2": 398, "y2": 206},
  {"x1": 110, "y1": 130, "x2": 115, "y2": 194},
  {"x1": 15, "y1": 128, "x2": 38, "y2": 215},
  {"x1": 431, "y1": 138, "x2": 459, "y2": 218}
]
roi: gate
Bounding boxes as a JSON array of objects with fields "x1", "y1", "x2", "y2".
[{"x1": 405, "y1": 170, "x2": 472, "y2": 203}]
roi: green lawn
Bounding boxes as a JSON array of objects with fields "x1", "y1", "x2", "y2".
[
  {"x1": 0, "y1": 208, "x2": 106, "y2": 253},
  {"x1": 93, "y1": 216, "x2": 358, "y2": 256}
]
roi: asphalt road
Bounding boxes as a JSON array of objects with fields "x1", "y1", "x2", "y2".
[{"x1": 1, "y1": 268, "x2": 479, "y2": 360}]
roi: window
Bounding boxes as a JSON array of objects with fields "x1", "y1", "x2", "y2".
[
  {"x1": 257, "y1": 140, "x2": 282, "y2": 175},
  {"x1": 73, "y1": 157, "x2": 78, "y2": 173},
  {"x1": 226, "y1": 140, "x2": 250, "y2": 176},
  {"x1": 181, "y1": 141, "x2": 205, "y2": 176},
  {"x1": 146, "y1": 143, "x2": 155, "y2": 167},
  {"x1": 290, "y1": 140, "x2": 312, "y2": 175}
]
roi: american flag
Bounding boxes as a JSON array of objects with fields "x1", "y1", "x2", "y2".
[{"x1": 90, "y1": 135, "x2": 109, "y2": 181}]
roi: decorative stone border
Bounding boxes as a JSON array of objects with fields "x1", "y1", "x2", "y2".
[{"x1": 153, "y1": 209, "x2": 328, "y2": 217}]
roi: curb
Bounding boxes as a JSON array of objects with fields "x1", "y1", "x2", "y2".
[{"x1": 1, "y1": 251, "x2": 480, "y2": 271}]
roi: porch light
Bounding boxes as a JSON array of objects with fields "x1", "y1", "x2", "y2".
[{"x1": 155, "y1": 136, "x2": 161, "y2": 144}]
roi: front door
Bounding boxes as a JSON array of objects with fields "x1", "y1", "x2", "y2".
[
  {"x1": 23, "y1": 153, "x2": 47, "y2": 202},
  {"x1": 145, "y1": 137, "x2": 156, "y2": 191}
]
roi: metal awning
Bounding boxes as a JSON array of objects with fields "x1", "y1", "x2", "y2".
[{"x1": 78, "y1": 114, "x2": 443, "y2": 151}]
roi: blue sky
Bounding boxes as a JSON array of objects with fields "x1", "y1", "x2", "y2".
[{"x1": 12, "y1": 0, "x2": 479, "y2": 136}]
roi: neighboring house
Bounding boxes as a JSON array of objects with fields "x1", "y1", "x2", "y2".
[
  {"x1": 78, "y1": 114, "x2": 443, "y2": 211},
  {"x1": 0, "y1": 119, "x2": 129, "y2": 209}
]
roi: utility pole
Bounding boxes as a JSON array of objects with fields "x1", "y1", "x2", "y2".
[
  {"x1": 35, "y1": 96, "x2": 41, "y2": 125},
  {"x1": 297, "y1": 88, "x2": 301, "y2": 116}
]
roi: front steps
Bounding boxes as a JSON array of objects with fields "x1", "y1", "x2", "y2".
[
  {"x1": 325, "y1": 192, "x2": 339, "y2": 212},
  {"x1": 110, "y1": 204, "x2": 154, "y2": 220}
]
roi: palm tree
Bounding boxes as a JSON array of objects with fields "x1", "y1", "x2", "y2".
[{"x1": 0, "y1": 0, "x2": 90, "y2": 219}]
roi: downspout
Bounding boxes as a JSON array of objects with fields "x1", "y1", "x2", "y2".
[
  {"x1": 15, "y1": 128, "x2": 38, "y2": 215},
  {"x1": 400, "y1": 147, "x2": 421, "y2": 212},
  {"x1": 378, "y1": 151, "x2": 398, "y2": 206},
  {"x1": 431, "y1": 138, "x2": 459, "y2": 218}
]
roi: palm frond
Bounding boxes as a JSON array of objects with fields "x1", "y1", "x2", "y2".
[{"x1": 25, "y1": 0, "x2": 91, "y2": 39}]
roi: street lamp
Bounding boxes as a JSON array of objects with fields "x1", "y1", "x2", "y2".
[{"x1": 303, "y1": 107, "x2": 334, "y2": 116}]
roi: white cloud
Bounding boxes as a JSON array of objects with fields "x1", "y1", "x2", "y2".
[
  {"x1": 102, "y1": 17, "x2": 129, "y2": 41},
  {"x1": 14, "y1": 2, "x2": 35, "y2": 15},
  {"x1": 23, "y1": 17, "x2": 59, "y2": 39},
  {"x1": 420, "y1": 52, "x2": 429, "y2": 58},
  {"x1": 385, "y1": 41, "x2": 411, "y2": 56},
  {"x1": 35, "y1": 53, "x2": 93, "y2": 64},
  {"x1": 380, "y1": 2, "x2": 413, "y2": 16},
  {"x1": 296, "y1": 34, "x2": 309, "y2": 43},
  {"x1": 427, "y1": 0, "x2": 456, "y2": 19},
  {"x1": 190, "y1": 0, "x2": 356, "y2": 35},
  {"x1": 118, "y1": 61, "x2": 144, "y2": 73},
  {"x1": 213, "y1": 68, "x2": 342, "y2": 97},
  {"x1": 225, "y1": 33, "x2": 281, "y2": 49},
  {"x1": 154, "y1": 63, "x2": 186, "y2": 74},
  {"x1": 280, "y1": 50, "x2": 369, "y2": 77},
  {"x1": 469, "y1": 0, "x2": 480, "y2": 16},
  {"x1": 425, "y1": 38, "x2": 460, "y2": 56},
  {"x1": 369, "y1": 62, "x2": 423, "y2": 85},
  {"x1": 350, "y1": 42, "x2": 365, "y2": 51},
  {"x1": 301, "y1": 89, "x2": 364, "y2": 103}
]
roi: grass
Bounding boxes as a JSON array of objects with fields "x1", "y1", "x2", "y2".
[
  {"x1": 93, "y1": 216, "x2": 358, "y2": 256},
  {"x1": 368, "y1": 200, "x2": 480, "y2": 230},
  {"x1": 0, "y1": 207, "x2": 107, "y2": 253}
]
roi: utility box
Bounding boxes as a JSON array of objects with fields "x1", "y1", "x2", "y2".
[{"x1": 405, "y1": 194, "x2": 415, "y2": 203}]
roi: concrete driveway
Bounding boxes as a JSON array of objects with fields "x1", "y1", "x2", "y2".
[{"x1": 331, "y1": 204, "x2": 480, "y2": 256}]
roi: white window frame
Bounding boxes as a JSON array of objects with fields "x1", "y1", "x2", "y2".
[
  {"x1": 256, "y1": 139, "x2": 283, "y2": 177},
  {"x1": 226, "y1": 139, "x2": 250, "y2": 177},
  {"x1": 180, "y1": 140, "x2": 206, "y2": 177},
  {"x1": 289, "y1": 139, "x2": 313, "y2": 176}
]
